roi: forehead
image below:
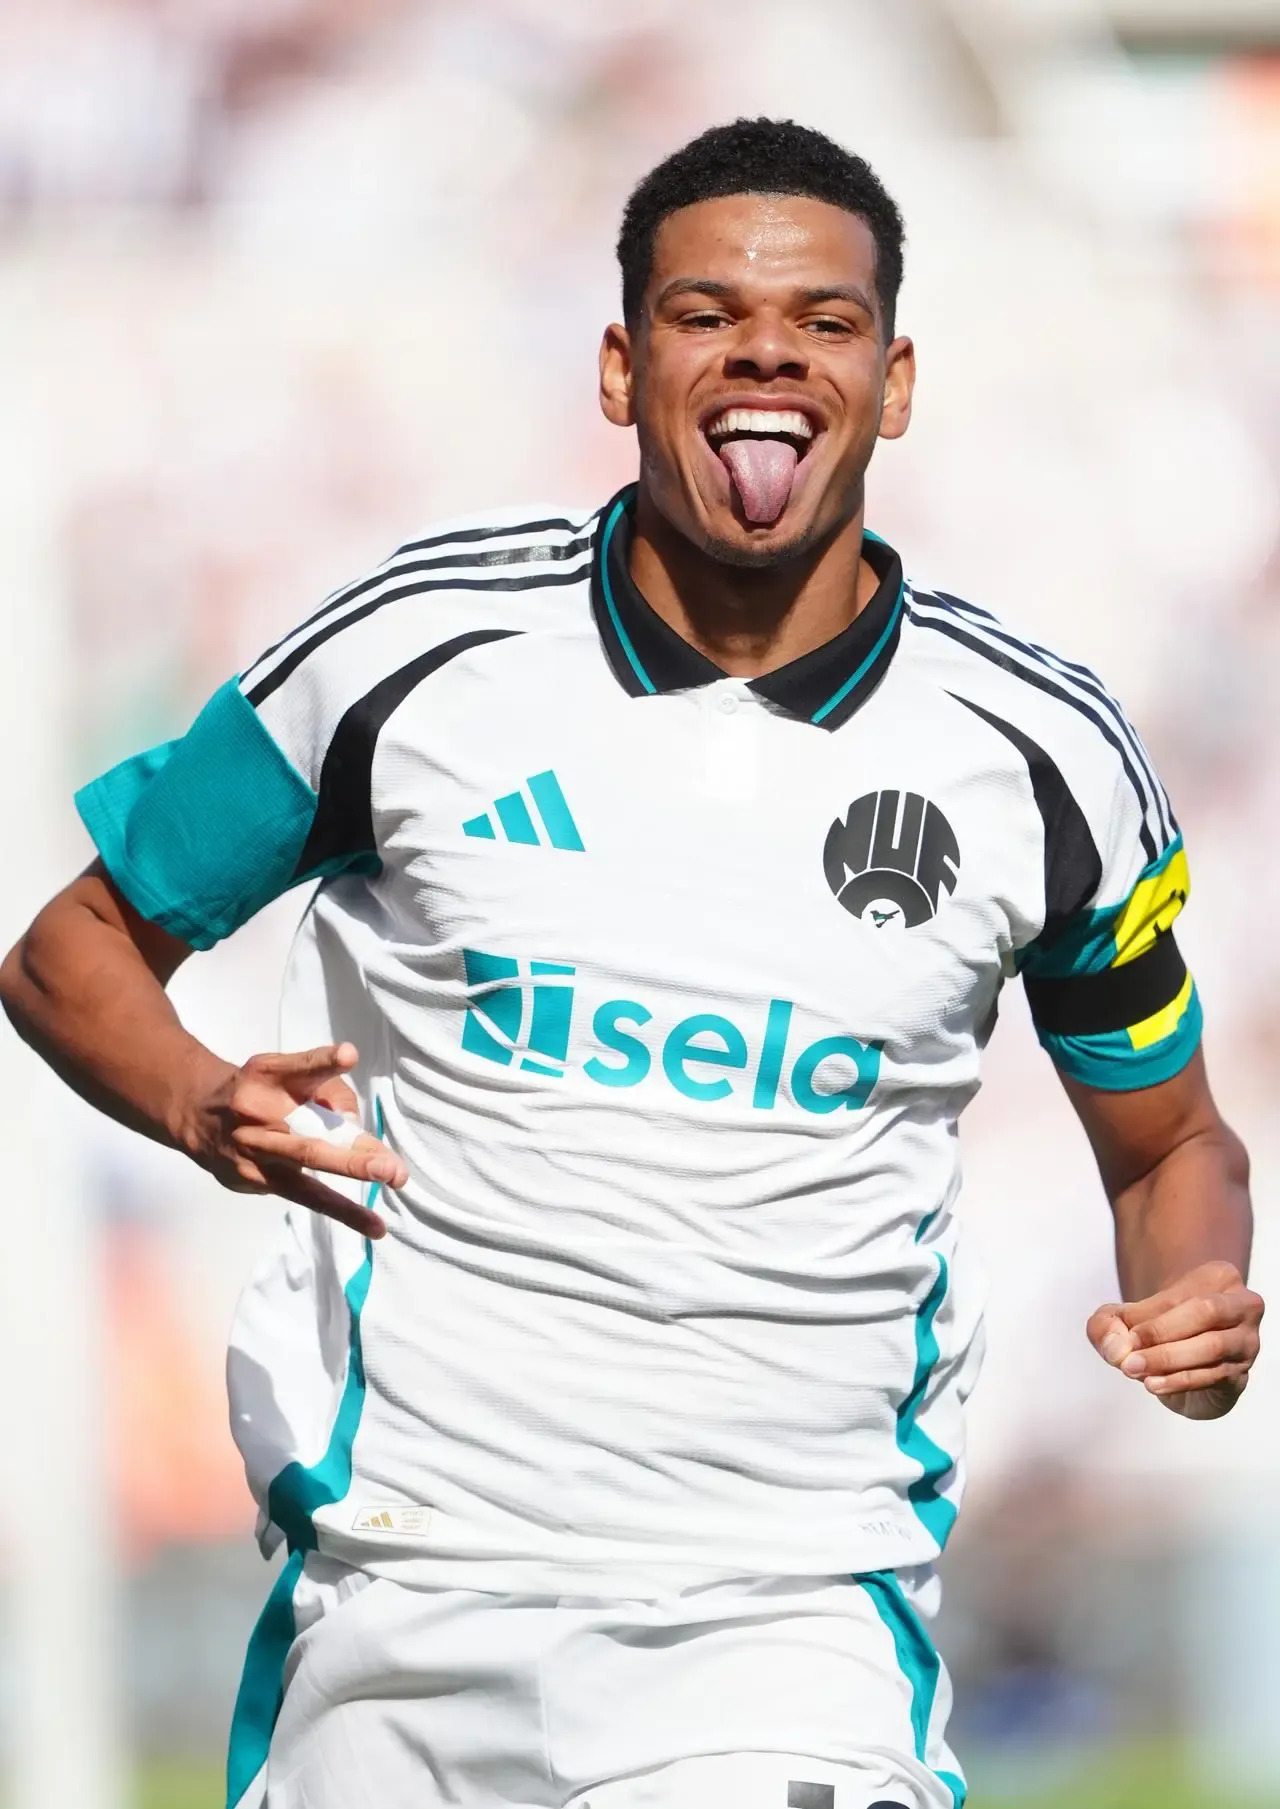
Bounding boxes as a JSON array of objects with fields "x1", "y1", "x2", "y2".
[{"x1": 648, "y1": 193, "x2": 878, "y2": 295}]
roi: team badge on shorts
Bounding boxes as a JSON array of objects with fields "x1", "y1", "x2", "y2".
[{"x1": 824, "y1": 789, "x2": 960, "y2": 930}]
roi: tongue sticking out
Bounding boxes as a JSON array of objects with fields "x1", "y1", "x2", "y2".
[{"x1": 718, "y1": 438, "x2": 800, "y2": 525}]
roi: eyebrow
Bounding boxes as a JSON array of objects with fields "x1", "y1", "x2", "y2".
[
  {"x1": 798, "y1": 284, "x2": 876, "y2": 314},
  {"x1": 652, "y1": 277, "x2": 877, "y2": 315},
  {"x1": 653, "y1": 278, "x2": 737, "y2": 308}
]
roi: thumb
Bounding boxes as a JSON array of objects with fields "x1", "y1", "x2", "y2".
[{"x1": 1087, "y1": 1303, "x2": 1138, "y2": 1369}]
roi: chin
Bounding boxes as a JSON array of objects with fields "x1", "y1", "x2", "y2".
[{"x1": 696, "y1": 512, "x2": 823, "y2": 570}]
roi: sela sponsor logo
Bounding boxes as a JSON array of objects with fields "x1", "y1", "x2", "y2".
[
  {"x1": 824, "y1": 789, "x2": 960, "y2": 930},
  {"x1": 461, "y1": 950, "x2": 881, "y2": 1113}
]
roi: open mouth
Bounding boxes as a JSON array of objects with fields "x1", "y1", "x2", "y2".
[{"x1": 702, "y1": 407, "x2": 819, "y2": 525}]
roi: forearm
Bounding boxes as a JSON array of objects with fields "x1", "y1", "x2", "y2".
[
  {"x1": 1111, "y1": 1120, "x2": 1252, "y2": 1301},
  {"x1": 0, "y1": 874, "x2": 230, "y2": 1149}
]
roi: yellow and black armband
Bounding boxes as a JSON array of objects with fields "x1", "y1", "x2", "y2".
[{"x1": 1022, "y1": 838, "x2": 1200, "y2": 1090}]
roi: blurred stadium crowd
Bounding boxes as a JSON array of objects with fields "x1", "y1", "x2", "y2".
[{"x1": 0, "y1": 0, "x2": 1278, "y2": 1800}]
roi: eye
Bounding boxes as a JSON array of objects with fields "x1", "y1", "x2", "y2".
[
  {"x1": 804, "y1": 316, "x2": 856, "y2": 338},
  {"x1": 680, "y1": 310, "x2": 731, "y2": 330}
]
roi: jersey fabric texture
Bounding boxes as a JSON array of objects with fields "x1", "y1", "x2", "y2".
[
  {"x1": 78, "y1": 483, "x2": 1197, "y2": 1586},
  {"x1": 78, "y1": 484, "x2": 1197, "y2": 1801},
  {"x1": 228, "y1": 1557, "x2": 961, "y2": 1809}
]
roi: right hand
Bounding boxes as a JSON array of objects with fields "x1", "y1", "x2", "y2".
[{"x1": 184, "y1": 1042, "x2": 406, "y2": 1237}]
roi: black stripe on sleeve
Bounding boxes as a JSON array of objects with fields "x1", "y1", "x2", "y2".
[
  {"x1": 245, "y1": 567, "x2": 583, "y2": 707},
  {"x1": 913, "y1": 605, "x2": 1160, "y2": 864},
  {"x1": 241, "y1": 533, "x2": 596, "y2": 684},
  {"x1": 291, "y1": 629, "x2": 519, "y2": 877},
  {"x1": 1024, "y1": 932, "x2": 1187, "y2": 1037},
  {"x1": 949, "y1": 692, "x2": 1103, "y2": 942},
  {"x1": 928, "y1": 589, "x2": 1176, "y2": 848},
  {"x1": 396, "y1": 515, "x2": 589, "y2": 555}
]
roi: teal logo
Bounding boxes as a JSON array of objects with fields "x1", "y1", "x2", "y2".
[
  {"x1": 461, "y1": 951, "x2": 881, "y2": 1112},
  {"x1": 463, "y1": 770, "x2": 584, "y2": 850},
  {"x1": 462, "y1": 950, "x2": 577, "y2": 1077}
]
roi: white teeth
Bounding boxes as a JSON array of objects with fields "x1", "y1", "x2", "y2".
[{"x1": 705, "y1": 408, "x2": 814, "y2": 441}]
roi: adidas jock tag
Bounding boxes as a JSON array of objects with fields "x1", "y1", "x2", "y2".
[{"x1": 78, "y1": 483, "x2": 1198, "y2": 1585}]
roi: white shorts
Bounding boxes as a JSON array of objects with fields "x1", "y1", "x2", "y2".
[{"x1": 228, "y1": 1558, "x2": 965, "y2": 1809}]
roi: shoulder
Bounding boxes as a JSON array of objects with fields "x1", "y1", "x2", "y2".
[
  {"x1": 238, "y1": 502, "x2": 601, "y2": 774},
  {"x1": 901, "y1": 575, "x2": 1176, "y2": 868}
]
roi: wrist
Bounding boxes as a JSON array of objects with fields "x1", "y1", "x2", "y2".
[{"x1": 162, "y1": 1042, "x2": 237, "y2": 1159}]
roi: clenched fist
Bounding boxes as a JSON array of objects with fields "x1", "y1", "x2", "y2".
[{"x1": 1088, "y1": 1260, "x2": 1264, "y2": 1419}]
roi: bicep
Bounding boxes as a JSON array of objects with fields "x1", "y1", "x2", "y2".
[
  {"x1": 81, "y1": 860, "x2": 197, "y2": 985},
  {"x1": 16, "y1": 860, "x2": 196, "y2": 991},
  {"x1": 1058, "y1": 1048, "x2": 1233, "y2": 1201}
]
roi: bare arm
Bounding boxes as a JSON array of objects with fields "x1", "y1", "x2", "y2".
[
  {"x1": 1063, "y1": 1049, "x2": 1262, "y2": 1418},
  {"x1": 1, "y1": 861, "x2": 404, "y2": 1235}
]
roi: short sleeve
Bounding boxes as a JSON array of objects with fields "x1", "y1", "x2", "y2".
[
  {"x1": 1021, "y1": 775, "x2": 1200, "y2": 1092},
  {"x1": 76, "y1": 673, "x2": 378, "y2": 952}
]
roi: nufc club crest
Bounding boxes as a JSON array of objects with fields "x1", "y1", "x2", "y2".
[{"x1": 824, "y1": 790, "x2": 960, "y2": 930}]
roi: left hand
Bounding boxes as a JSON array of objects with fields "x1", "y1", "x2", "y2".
[{"x1": 1087, "y1": 1260, "x2": 1264, "y2": 1420}]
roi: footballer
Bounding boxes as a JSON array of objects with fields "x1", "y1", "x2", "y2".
[{"x1": 1, "y1": 120, "x2": 1262, "y2": 1809}]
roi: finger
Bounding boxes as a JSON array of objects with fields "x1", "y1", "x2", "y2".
[
  {"x1": 1143, "y1": 1361, "x2": 1251, "y2": 1399},
  {"x1": 1125, "y1": 1292, "x2": 1243, "y2": 1352},
  {"x1": 233, "y1": 1124, "x2": 409, "y2": 1189},
  {"x1": 259, "y1": 1161, "x2": 387, "y2": 1239},
  {"x1": 1086, "y1": 1306, "x2": 1136, "y2": 1367},
  {"x1": 1117, "y1": 1262, "x2": 1245, "y2": 1331},
  {"x1": 247, "y1": 1044, "x2": 360, "y2": 1091},
  {"x1": 1121, "y1": 1326, "x2": 1259, "y2": 1380},
  {"x1": 312, "y1": 1077, "x2": 360, "y2": 1116},
  {"x1": 224, "y1": 1153, "x2": 270, "y2": 1192}
]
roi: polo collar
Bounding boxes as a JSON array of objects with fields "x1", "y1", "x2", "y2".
[{"x1": 589, "y1": 483, "x2": 904, "y2": 731}]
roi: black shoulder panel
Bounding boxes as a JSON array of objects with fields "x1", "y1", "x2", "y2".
[
  {"x1": 292, "y1": 629, "x2": 520, "y2": 878},
  {"x1": 949, "y1": 691, "x2": 1102, "y2": 944}
]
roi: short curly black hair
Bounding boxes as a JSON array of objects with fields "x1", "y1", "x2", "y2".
[{"x1": 617, "y1": 118, "x2": 905, "y2": 339}]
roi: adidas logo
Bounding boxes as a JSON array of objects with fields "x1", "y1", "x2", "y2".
[
  {"x1": 352, "y1": 1505, "x2": 433, "y2": 1535},
  {"x1": 462, "y1": 770, "x2": 583, "y2": 850}
]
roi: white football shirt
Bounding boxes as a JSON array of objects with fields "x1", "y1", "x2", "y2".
[{"x1": 78, "y1": 485, "x2": 1198, "y2": 1590}]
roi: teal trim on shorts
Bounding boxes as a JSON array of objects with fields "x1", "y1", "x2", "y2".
[
  {"x1": 225, "y1": 1548, "x2": 304, "y2": 1808},
  {"x1": 860, "y1": 1570, "x2": 966, "y2": 1808}
]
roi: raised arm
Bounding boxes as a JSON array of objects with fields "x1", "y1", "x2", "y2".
[{"x1": 1065, "y1": 1052, "x2": 1261, "y2": 1418}]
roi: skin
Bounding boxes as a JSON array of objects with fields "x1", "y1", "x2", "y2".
[
  {"x1": 600, "y1": 194, "x2": 915, "y2": 673},
  {"x1": 0, "y1": 190, "x2": 1262, "y2": 1412}
]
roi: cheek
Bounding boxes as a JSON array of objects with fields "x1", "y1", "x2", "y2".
[
  {"x1": 827, "y1": 356, "x2": 886, "y2": 435},
  {"x1": 636, "y1": 346, "x2": 714, "y2": 440}
]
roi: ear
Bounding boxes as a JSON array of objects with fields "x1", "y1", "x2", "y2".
[
  {"x1": 877, "y1": 335, "x2": 915, "y2": 443},
  {"x1": 599, "y1": 322, "x2": 636, "y2": 428}
]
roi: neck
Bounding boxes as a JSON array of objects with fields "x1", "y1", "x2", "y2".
[{"x1": 628, "y1": 488, "x2": 877, "y2": 678}]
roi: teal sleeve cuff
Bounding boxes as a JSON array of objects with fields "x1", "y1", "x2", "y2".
[
  {"x1": 75, "y1": 680, "x2": 320, "y2": 950},
  {"x1": 1037, "y1": 982, "x2": 1203, "y2": 1092}
]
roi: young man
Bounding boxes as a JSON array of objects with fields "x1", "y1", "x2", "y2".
[{"x1": 1, "y1": 119, "x2": 1262, "y2": 1809}]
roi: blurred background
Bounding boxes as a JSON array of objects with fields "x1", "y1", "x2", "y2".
[{"x1": 0, "y1": 0, "x2": 1278, "y2": 1805}]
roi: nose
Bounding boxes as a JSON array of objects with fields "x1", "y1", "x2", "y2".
[{"x1": 724, "y1": 310, "x2": 809, "y2": 382}]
